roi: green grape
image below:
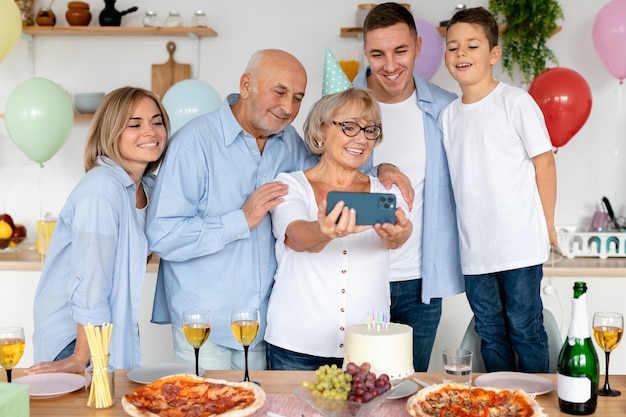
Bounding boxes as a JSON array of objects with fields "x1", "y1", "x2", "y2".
[{"x1": 303, "y1": 364, "x2": 353, "y2": 399}]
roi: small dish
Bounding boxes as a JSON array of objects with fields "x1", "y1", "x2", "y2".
[
  {"x1": 293, "y1": 386, "x2": 392, "y2": 416},
  {"x1": 12, "y1": 373, "x2": 85, "y2": 398},
  {"x1": 127, "y1": 363, "x2": 205, "y2": 384},
  {"x1": 474, "y1": 371, "x2": 556, "y2": 395}
]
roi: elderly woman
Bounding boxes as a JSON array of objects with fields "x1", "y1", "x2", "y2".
[{"x1": 265, "y1": 88, "x2": 413, "y2": 370}]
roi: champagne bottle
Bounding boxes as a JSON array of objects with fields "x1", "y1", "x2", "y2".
[{"x1": 557, "y1": 281, "x2": 599, "y2": 415}]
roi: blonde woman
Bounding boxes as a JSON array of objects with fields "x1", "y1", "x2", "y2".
[{"x1": 28, "y1": 87, "x2": 169, "y2": 373}]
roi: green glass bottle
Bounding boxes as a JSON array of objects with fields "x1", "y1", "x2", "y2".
[{"x1": 557, "y1": 281, "x2": 599, "y2": 415}]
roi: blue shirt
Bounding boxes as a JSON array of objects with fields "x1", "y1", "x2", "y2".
[
  {"x1": 33, "y1": 157, "x2": 153, "y2": 369},
  {"x1": 146, "y1": 94, "x2": 317, "y2": 350},
  {"x1": 353, "y1": 68, "x2": 464, "y2": 302}
]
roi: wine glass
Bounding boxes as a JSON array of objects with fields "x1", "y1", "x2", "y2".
[
  {"x1": 592, "y1": 311, "x2": 624, "y2": 396},
  {"x1": 231, "y1": 307, "x2": 260, "y2": 383},
  {"x1": 182, "y1": 309, "x2": 211, "y2": 377},
  {"x1": 0, "y1": 327, "x2": 25, "y2": 383}
]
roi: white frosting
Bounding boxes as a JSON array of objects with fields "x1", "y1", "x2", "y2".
[{"x1": 343, "y1": 323, "x2": 414, "y2": 380}]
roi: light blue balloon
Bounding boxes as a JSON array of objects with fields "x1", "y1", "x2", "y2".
[
  {"x1": 5, "y1": 77, "x2": 74, "y2": 164},
  {"x1": 162, "y1": 79, "x2": 221, "y2": 134}
]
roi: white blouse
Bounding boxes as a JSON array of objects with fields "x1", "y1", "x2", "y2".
[{"x1": 265, "y1": 171, "x2": 403, "y2": 358}]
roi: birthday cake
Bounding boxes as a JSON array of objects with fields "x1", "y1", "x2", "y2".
[{"x1": 343, "y1": 323, "x2": 414, "y2": 380}]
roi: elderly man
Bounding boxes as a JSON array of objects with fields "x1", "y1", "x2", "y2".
[{"x1": 147, "y1": 49, "x2": 317, "y2": 370}]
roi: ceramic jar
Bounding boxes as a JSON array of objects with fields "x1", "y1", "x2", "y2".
[
  {"x1": 36, "y1": 8, "x2": 57, "y2": 26},
  {"x1": 66, "y1": 1, "x2": 92, "y2": 26}
]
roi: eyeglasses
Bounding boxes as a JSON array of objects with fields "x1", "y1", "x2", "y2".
[{"x1": 332, "y1": 121, "x2": 382, "y2": 141}]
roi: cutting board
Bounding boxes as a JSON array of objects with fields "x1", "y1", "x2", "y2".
[{"x1": 151, "y1": 41, "x2": 191, "y2": 99}]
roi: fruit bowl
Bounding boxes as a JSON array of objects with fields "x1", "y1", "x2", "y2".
[{"x1": 293, "y1": 386, "x2": 392, "y2": 417}]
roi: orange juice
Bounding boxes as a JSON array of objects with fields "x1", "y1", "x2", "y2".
[
  {"x1": 36, "y1": 220, "x2": 56, "y2": 255},
  {"x1": 339, "y1": 60, "x2": 360, "y2": 82}
]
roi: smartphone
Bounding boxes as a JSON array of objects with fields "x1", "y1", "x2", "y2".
[{"x1": 326, "y1": 191, "x2": 397, "y2": 225}]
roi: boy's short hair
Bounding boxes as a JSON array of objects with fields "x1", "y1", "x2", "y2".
[
  {"x1": 363, "y1": 2, "x2": 417, "y2": 39},
  {"x1": 447, "y1": 7, "x2": 499, "y2": 50}
]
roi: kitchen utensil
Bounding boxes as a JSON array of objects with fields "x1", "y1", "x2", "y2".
[
  {"x1": 98, "y1": 0, "x2": 137, "y2": 26},
  {"x1": 151, "y1": 42, "x2": 191, "y2": 99}
]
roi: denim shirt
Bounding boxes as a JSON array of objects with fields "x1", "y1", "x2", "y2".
[
  {"x1": 146, "y1": 94, "x2": 317, "y2": 349},
  {"x1": 353, "y1": 68, "x2": 464, "y2": 302},
  {"x1": 33, "y1": 157, "x2": 152, "y2": 369}
]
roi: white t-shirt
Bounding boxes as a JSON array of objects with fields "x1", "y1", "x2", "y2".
[
  {"x1": 266, "y1": 171, "x2": 405, "y2": 358},
  {"x1": 374, "y1": 94, "x2": 425, "y2": 281},
  {"x1": 439, "y1": 82, "x2": 552, "y2": 274}
]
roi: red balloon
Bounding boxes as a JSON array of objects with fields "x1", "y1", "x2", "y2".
[{"x1": 528, "y1": 68, "x2": 592, "y2": 148}]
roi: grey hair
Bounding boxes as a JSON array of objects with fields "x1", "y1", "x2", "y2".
[{"x1": 303, "y1": 88, "x2": 383, "y2": 156}]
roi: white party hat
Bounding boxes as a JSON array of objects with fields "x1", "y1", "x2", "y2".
[{"x1": 322, "y1": 48, "x2": 352, "y2": 96}]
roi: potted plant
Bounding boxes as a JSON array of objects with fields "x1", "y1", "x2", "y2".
[{"x1": 488, "y1": 0, "x2": 564, "y2": 84}]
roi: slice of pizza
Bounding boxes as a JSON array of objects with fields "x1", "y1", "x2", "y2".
[
  {"x1": 122, "y1": 374, "x2": 265, "y2": 417},
  {"x1": 406, "y1": 383, "x2": 545, "y2": 417}
]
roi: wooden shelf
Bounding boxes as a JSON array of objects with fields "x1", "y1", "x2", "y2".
[
  {"x1": 340, "y1": 26, "x2": 561, "y2": 38},
  {"x1": 22, "y1": 26, "x2": 217, "y2": 37}
]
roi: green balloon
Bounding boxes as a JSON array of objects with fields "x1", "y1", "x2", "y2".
[{"x1": 5, "y1": 77, "x2": 74, "y2": 164}]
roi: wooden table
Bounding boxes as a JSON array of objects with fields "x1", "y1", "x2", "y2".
[{"x1": 4, "y1": 369, "x2": 625, "y2": 416}]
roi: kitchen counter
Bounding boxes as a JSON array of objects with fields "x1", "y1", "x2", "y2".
[
  {"x1": 543, "y1": 256, "x2": 626, "y2": 276},
  {"x1": 0, "y1": 246, "x2": 159, "y2": 272},
  {"x1": 0, "y1": 246, "x2": 624, "y2": 276}
]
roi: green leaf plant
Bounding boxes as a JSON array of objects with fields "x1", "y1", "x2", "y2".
[{"x1": 488, "y1": 0, "x2": 564, "y2": 84}]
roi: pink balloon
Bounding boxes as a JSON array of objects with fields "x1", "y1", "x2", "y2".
[
  {"x1": 414, "y1": 18, "x2": 443, "y2": 80},
  {"x1": 592, "y1": 0, "x2": 626, "y2": 83}
]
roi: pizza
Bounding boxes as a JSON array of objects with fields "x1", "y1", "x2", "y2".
[
  {"x1": 122, "y1": 374, "x2": 265, "y2": 417},
  {"x1": 407, "y1": 383, "x2": 545, "y2": 417}
]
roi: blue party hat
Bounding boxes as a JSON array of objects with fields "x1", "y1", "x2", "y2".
[{"x1": 322, "y1": 48, "x2": 352, "y2": 96}]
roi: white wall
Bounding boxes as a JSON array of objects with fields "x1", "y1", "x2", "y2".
[
  {"x1": 2, "y1": 270, "x2": 177, "y2": 369},
  {"x1": 0, "y1": 0, "x2": 624, "y2": 236}
]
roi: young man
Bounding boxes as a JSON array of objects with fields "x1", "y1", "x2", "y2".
[{"x1": 353, "y1": 2, "x2": 465, "y2": 371}]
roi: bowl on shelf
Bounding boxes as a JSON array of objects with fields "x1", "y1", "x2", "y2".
[{"x1": 74, "y1": 92, "x2": 105, "y2": 114}]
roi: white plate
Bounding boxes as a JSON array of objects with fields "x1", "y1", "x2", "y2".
[
  {"x1": 12, "y1": 373, "x2": 86, "y2": 398},
  {"x1": 127, "y1": 363, "x2": 205, "y2": 384},
  {"x1": 388, "y1": 379, "x2": 418, "y2": 400},
  {"x1": 474, "y1": 371, "x2": 556, "y2": 395}
]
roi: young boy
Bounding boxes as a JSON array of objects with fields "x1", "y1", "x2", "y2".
[{"x1": 440, "y1": 7, "x2": 557, "y2": 372}]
